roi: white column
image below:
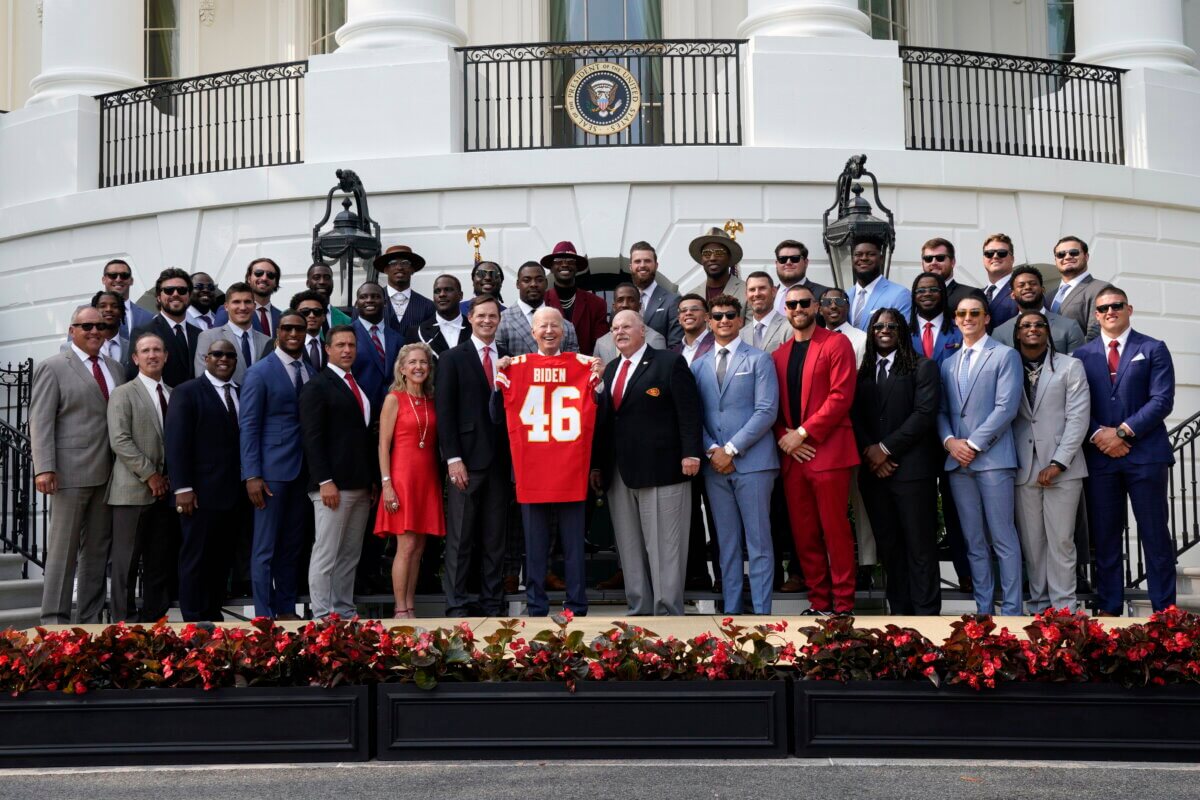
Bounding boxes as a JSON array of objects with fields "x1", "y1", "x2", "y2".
[
  {"x1": 27, "y1": 0, "x2": 142, "y2": 105},
  {"x1": 336, "y1": 0, "x2": 467, "y2": 50},
  {"x1": 1074, "y1": 0, "x2": 1199, "y2": 76},
  {"x1": 738, "y1": 0, "x2": 870, "y2": 39}
]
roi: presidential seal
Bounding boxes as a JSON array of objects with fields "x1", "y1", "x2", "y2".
[{"x1": 564, "y1": 61, "x2": 641, "y2": 136}]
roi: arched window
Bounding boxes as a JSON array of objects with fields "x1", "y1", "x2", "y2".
[
  {"x1": 859, "y1": 0, "x2": 907, "y2": 45},
  {"x1": 145, "y1": 0, "x2": 179, "y2": 82},
  {"x1": 311, "y1": 0, "x2": 346, "y2": 56}
]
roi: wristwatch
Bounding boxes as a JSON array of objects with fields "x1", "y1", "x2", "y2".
[
  {"x1": 723, "y1": 443, "x2": 737, "y2": 457},
  {"x1": 1116, "y1": 427, "x2": 1134, "y2": 441}
]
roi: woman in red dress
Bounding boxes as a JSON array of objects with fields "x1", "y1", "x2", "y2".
[{"x1": 375, "y1": 342, "x2": 445, "y2": 618}]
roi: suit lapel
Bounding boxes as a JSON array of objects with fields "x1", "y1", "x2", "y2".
[
  {"x1": 962, "y1": 342, "x2": 995, "y2": 404},
  {"x1": 65, "y1": 351, "x2": 107, "y2": 405},
  {"x1": 800, "y1": 331, "x2": 822, "y2": 418},
  {"x1": 1030, "y1": 353, "x2": 1053, "y2": 415},
  {"x1": 1113, "y1": 334, "x2": 1140, "y2": 390},
  {"x1": 716, "y1": 345, "x2": 746, "y2": 397},
  {"x1": 621, "y1": 348, "x2": 655, "y2": 402},
  {"x1": 134, "y1": 380, "x2": 164, "y2": 434}
]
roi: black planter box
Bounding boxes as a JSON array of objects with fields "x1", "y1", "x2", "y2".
[
  {"x1": 794, "y1": 681, "x2": 1200, "y2": 762},
  {"x1": 0, "y1": 685, "x2": 371, "y2": 767},
  {"x1": 377, "y1": 680, "x2": 790, "y2": 759}
]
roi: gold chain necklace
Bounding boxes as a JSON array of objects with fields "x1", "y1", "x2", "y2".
[{"x1": 406, "y1": 390, "x2": 429, "y2": 449}]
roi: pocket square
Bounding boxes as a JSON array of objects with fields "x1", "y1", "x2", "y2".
[
  {"x1": 1131, "y1": 352, "x2": 1146, "y2": 362},
  {"x1": 733, "y1": 371, "x2": 751, "y2": 376}
]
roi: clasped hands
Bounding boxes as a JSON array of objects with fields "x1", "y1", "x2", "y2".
[
  {"x1": 776, "y1": 429, "x2": 817, "y2": 463},
  {"x1": 1093, "y1": 426, "x2": 1132, "y2": 459},
  {"x1": 861, "y1": 444, "x2": 897, "y2": 478}
]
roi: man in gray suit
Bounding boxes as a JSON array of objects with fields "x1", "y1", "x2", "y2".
[
  {"x1": 595, "y1": 284, "x2": 665, "y2": 366},
  {"x1": 495, "y1": 262, "x2": 580, "y2": 356},
  {"x1": 195, "y1": 282, "x2": 271, "y2": 385},
  {"x1": 31, "y1": 307, "x2": 126, "y2": 624},
  {"x1": 1049, "y1": 236, "x2": 1109, "y2": 342},
  {"x1": 992, "y1": 265, "x2": 1085, "y2": 354},
  {"x1": 629, "y1": 242, "x2": 682, "y2": 347},
  {"x1": 937, "y1": 295, "x2": 1024, "y2": 615},
  {"x1": 107, "y1": 331, "x2": 177, "y2": 622},
  {"x1": 740, "y1": 272, "x2": 790, "y2": 353},
  {"x1": 682, "y1": 228, "x2": 746, "y2": 311},
  {"x1": 1012, "y1": 310, "x2": 1091, "y2": 613}
]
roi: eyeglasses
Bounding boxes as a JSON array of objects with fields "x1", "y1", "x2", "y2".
[
  {"x1": 1055, "y1": 248, "x2": 1082, "y2": 259},
  {"x1": 1017, "y1": 321, "x2": 1049, "y2": 330},
  {"x1": 72, "y1": 322, "x2": 114, "y2": 332},
  {"x1": 475, "y1": 270, "x2": 502, "y2": 279},
  {"x1": 777, "y1": 255, "x2": 805, "y2": 264},
  {"x1": 252, "y1": 269, "x2": 279, "y2": 279},
  {"x1": 104, "y1": 271, "x2": 132, "y2": 281},
  {"x1": 819, "y1": 297, "x2": 849, "y2": 307},
  {"x1": 206, "y1": 351, "x2": 237, "y2": 360},
  {"x1": 193, "y1": 282, "x2": 216, "y2": 292},
  {"x1": 279, "y1": 323, "x2": 306, "y2": 332},
  {"x1": 955, "y1": 308, "x2": 985, "y2": 319},
  {"x1": 922, "y1": 254, "x2": 950, "y2": 263},
  {"x1": 678, "y1": 306, "x2": 706, "y2": 315},
  {"x1": 913, "y1": 287, "x2": 942, "y2": 296},
  {"x1": 700, "y1": 248, "x2": 728, "y2": 259},
  {"x1": 871, "y1": 322, "x2": 900, "y2": 332},
  {"x1": 784, "y1": 298, "x2": 814, "y2": 310},
  {"x1": 710, "y1": 311, "x2": 739, "y2": 321},
  {"x1": 160, "y1": 286, "x2": 190, "y2": 295},
  {"x1": 983, "y1": 249, "x2": 1010, "y2": 259},
  {"x1": 1095, "y1": 302, "x2": 1128, "y2": 314},
  {"x1": 296, "y1": 308, "x2": 327, "y2": 317}
]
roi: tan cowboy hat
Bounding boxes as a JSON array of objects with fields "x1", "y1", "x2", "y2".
[
  {"x1": 373, "y1": 244, "x2": 426, "y2": 273},
  {"x1": 688, "y1": 227, "x2": 743, "y2": 264}
]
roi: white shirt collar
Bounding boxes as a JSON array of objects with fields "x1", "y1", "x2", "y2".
[
  {"x1": 357, "y1": 316, "x2": 385, "y2": 335},
  {"x1": 204, "y1": 370, "x2": 236, "y2": 390},
  {"x1": 618, "y1": 342, "x2": 649, "y2": 373},
  {"x1": 1102, "y1": 326, "x2": 1132, "y2": 353},
  {"x1": 326, "y1": 363, "x2": 370, "y2": 422},
  {"x1": 835, "y1": 321, "x2": 857, "y2": 336},
  {"x1": 682, "y1": 329, "x2": 710, "y2": 350},
  {"x1": 228, "y1": 321, "x2": 252, "y2": 337},
  {"x1": 276, "y1": 349, "x2": 302, "y2": 368},
  {"x1": 517, "y1": 299, "x2": 539, "y2": 320},
  {"x1": 963, "y1": 334, "x2": 990, "y2": 355},
  {"x1": 305, "y1": 333, "x2": 321, "y2": 346},
  {"x1": 856, "y1": 274, "x2": 883, "y2": 295},
  {"x1": 436, "y1": 313, "x2": 464, "y2": 332},
  {"x1": 70, "y1": 343, "x2": 98, "y2": 364},
  {"x1": 917, "y1": 313, "x2": 944, "y2": 332},
  {"x1": 878, "y1": 351, "x2": 895, "y2": 369},
  {"x1": 752, "y1": 309, "x2": 778, "y2": 328},
  {"x1": 136, "y1": 372, "x2": 167, "y2": 396},
  {"x1": 1062, "y1": 272, "x2": 1088, "y2": 290},
  {"x1": 714, "y1": 337, "x2": 741, "y2": 360},
  {"x1": 471, "y1": 334, "x2": 496, "y2": 355},
  {"x1": 988, "y1": 273, "x2": 1013, "y2": 293},
  {"x1": 159, "y1": 313, "x2": 187, "y2": 329},
  {"x1": 387, "y1": 286, "x2": 412, "y2": 301}
]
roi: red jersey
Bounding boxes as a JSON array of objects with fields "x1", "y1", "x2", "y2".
[{"x1": 497, "y1": 352, "x2": 599, "y2": 503}]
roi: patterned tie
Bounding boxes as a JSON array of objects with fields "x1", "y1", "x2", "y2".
[
  {"x1": 852, "y1": 289, "x2": 867, "y2": 328},
  {"x1": 1050, "y1": 283, "x2": 1069, "y2": 314},
  {"x1": 292, "y1": 360, "x2": 304, "y2": 394},
  {"x1": 985, "y1": 285, "x2": 996, "y2": 304},
  {"x1": 89, "y1": 356, "x2": 109, "y2": 401},
  {"x1": 716, "y1": 348, "x2": 729, "y2": 388},
  {"x1": 754, "y1": 322, "x2": 765, "y2": 349},
  {"x1": 156, "y1": 383, "x2": 169, "y2": 423},
  {"x1": 258, "y1": 307, "x2": 271, "y2": 336},
  {"x1": 481, "y1": 344, "x2": 494, "y2": 385},
  {"x1": 240, "y1": 330, "x2": 253, "y2": 368},
  {"x1": 1108, "y1": 340, "x2": 1120, "y2": 384},
  {"x1": 345, "y1": 373, "x2": 366, "y2": 421},
  {"x1": 612, "y1": 358, "x2": 632, "y2": 410},
  {"x1": 223, "y1": 383, "x2": 238, "y2": 423},
  {"x1": 957, "y1": 348, "x2": 974, "y2": 401},
  {"x1": 370, "y1": 325, "x2": 386, "y2": 361},
  {"x1": 922, "y1": 321, "x2": 934, "y2": 359}
]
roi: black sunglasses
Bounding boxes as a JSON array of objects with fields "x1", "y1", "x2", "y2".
[
  {"x1": 296, "y1": 308, "x2": 327, "y2": 317},
  {"x1": 710, "y1": 311, "x2": 739, "y2": 321},
  {"x1": 785, "y1": 298, "x2": 814, "y2": 310},
  {"x1": 913, "y1": 287, "x2": 942, "y2": 296},
  {"x1": 1018, "y1": 321, "x2": 1049, "y2": 330},
  {"x1": 983, "y1": 249, "x2": 1010, "y2": 259},
  {"x1": 1095, "y1": 302, "x2": 1127, "y2": 314},
  {"x1": 871, "y1": 322, "x2": 900, "y2": 332},
  {"x1": 104, "y1": 271, "x2": 132, "y2": 281},
  {"x1": 1055, "y1": 248, "x2": 1083, "y2": 259},
  {"x1": 192, "y1": 282, "x2": 216, "y2": 292},
  {"x1": 160, "y1": 286, "x2": 190, "y2": 295},
  {"x1": 72, "y1": 322, "x2": 114, "y2": 332},
  {"x1": 252, "y1": 269, "x2": 279, "y2": 279},
  {"x1": 474, "y1": 270, "x2": 502, "y2": 279},
  {"x1": 777, "y1": 255, "x2": 806, "y2": 264},
  {"x1": 819, "y1": 297, "x2": 848, "y2": 307},
  {"x1": 278, "y1": 323, "x2": 306, "y2": 332},
  {"x1": 922, "y1": 254, "x2": 949, "y2": 263},
  {"x1": 206, "y1": 351, "x2": 237, "y2": 360}
]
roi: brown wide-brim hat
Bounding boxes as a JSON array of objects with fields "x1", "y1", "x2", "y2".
[
  {"x1": 688, "y1": 227, "x2": 743, "y2": 265},
  {"x1": 539, "y1": 240, "x2": 589, "y2": 272},
  {"x1": 373, "y1": 244, "x2": 426, "y2": 273}
]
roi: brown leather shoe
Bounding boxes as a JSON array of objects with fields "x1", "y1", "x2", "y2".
[
  {"x1": 779, "y1": 575, "x2": 807, "y2": 593},
  {"x1": 1095, "y1": 610, "x2": 1119, "y2": 618},
  {"x1": 596, "y1": 569, "x2": 624, "y2": 590},
  {"x1": 545, "y1": 571, "x2": 567, "y2": 591},
  {"x1": 503, "y1": 574, "x2": 520, "y2": 594}
]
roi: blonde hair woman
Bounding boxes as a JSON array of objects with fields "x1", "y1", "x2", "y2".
[{"x1": 373, "y1": 342, "x2": 445, "y2": 618}]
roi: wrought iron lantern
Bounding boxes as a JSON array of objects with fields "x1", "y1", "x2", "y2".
[
  {"x1": 311, "y1": 169, "x2": 382, "y2": 307},
  {"x1": 821, "y1": 154, "x2": 896, "y2": 291}
]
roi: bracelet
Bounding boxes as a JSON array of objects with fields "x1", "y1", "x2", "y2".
[{"x1": 381, "y1": 476, "x2": 391, "y2": 483}]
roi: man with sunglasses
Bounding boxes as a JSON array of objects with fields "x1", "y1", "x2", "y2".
[
  {"x1": 290, "y1": 290, "x2": 330, "y2": 370},
  {"x1": 186, "y1": 272, "x2": 221, "y2": 329},
  {"x1": 846, "y1": 238, "x2": 911, "y2": 331},
  {"x1": 937, "y1": 295, "x2": 1023, "y2": 615},
  {"x1": 981, "y1": 234, "x2": 1019, "y2": 328},
  {"x1": 460, "y1": 260, "x2": 507, "y2": 315},
  {"x1": 99, "y1": 258, "x2": 153, "y2": 337},
  {"x1": 60, "y1": 291, "x2": 128, "y2": 365},
  {"x1": 683, "y1": 228, "x2": 746, "y2": 311},
  {"x1": 32, "y1": 308, "x2": 126, "y2": 624},
  {"x1": 129, "y1": 268, "x2": 201, "y2": 388},
  {"x1": 992, "y1": 265, "x2": 1085, "y2": 354},
  {"x1": 920, "y1": 238, "x2": 985, "y2": 316},
  {"x1": 195, "y1": 282, "x2": 271, "y2": 385},
  {"x1": 239, "y1": 310, "x2": 316, "y2": 619},
  {"x1": 818, "y1": 287, "x2": 867, "y2": 365},
  {"x1": 1049, "y1": 236, "x2": 1109, "y2": 343},
  {"x1": 1075, "y1": 287, "x2": 1176, "y2": 615},
  {"x1": 214, "y1": 258, "x2": 285, "y2": 336},
  {"x1": 772, "y1": 240, "x2": 829, "y2": 317}
]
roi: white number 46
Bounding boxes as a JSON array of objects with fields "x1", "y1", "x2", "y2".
[{"x1": 518, "y1": 385, "x2": 581, "y2": 442}]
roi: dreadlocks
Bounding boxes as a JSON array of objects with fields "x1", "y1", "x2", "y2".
[
  {"x1": 910, "y1": 271, "x2": 954, "y2": 335},
  {"x1": 1011, "y1": 308, "x2": 1057, "y2": 372},
  {"x1": 860, "y1": 307, "x2": 920, "y2": 382}
]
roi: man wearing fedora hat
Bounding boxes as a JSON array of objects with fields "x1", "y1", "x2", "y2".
[
  {"x1": 375, "y1": 245, "x2": 436, "y2": 342},
  {"x1": 543, "y1": 241, "x2": 609, "y2": 357},
  {"x1": 683, "y1": 228, "x2": 747, "y2": 312}
]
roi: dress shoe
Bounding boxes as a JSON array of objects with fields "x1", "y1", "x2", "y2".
[
  {"x1": 1095, "y1": 610, "x2": 1119, "y2": 618},
  {"x1": 503, "y1": 574, "x2": 520, "y2": 594},
  {"x1": 958, "y1": 575, "x2": 974, "y2": 594},
  {"x1": 856, "y1": 566, "x2": 875, "y2": 591},
  {"x1": 596, "y1": 569, "x2": 624, "y2": 590},
  {"x1": 276, "y1": 613, "x2": 303, "y2": 621},
  {"x1": 545, "y1": 571, "x2": 567, "y2": 591},
  {"x1": 779, "y1": 575, "x2": 807, "y2": 593}
]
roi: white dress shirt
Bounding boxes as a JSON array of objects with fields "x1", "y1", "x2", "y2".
[
  {"x1": 434, "y1": 314, "x2": 465, "y2": 346},
  {"x1": 387, "y1": 286, "x2": 411, "y2": 319},
  {"x1": 71, "y1": 343, "x2": 115, "y2": 395},
  {"x1": 749, "y1": 310, "x2": 779, "y2": 348},
  {"x1": 516, "y1": 298, "x2": 539, "y2": 325},
  {"x1": 328, "y1": 363, "x2": 371, "y2": 426},
  {"x1": 186, "y1": 306, "x2": 217, "y2": 328},
  {"x1": 835, "y1": 321, "x2": 868, "y2": 368},
  {"x1": 275, "y1": 349, "x2": 311, "y2": 385},
  {"x1": 850, "y1": 274, "x2": 883, "y2": 325},
  {"x1": 612, "y1": 342, "x2": 648, "y2": 392},
  {"x1": 357, "y1": 316, "x2": 388, "y2": 350},
  {"x1": 710, "y1": 338, "x2": 743, "y2": 454},
  {"x1": 102, "y1": 337, "x2": 122, "y2": 363},
  {"x1": 228, "y1": 323, "x2": 256, "y2": 366},
  {"x1": 204, "y1": 370, "x2": 239, "y2": 414},
  {"x1": 680, "y1": 329, "x2": 711, "y2": 366},
  {"x1": 986, "y1": 273, "x2": 1013, "y2": 301},
  {"x1": 136, "y1": 372, "x2": 170, "y2": 430}
]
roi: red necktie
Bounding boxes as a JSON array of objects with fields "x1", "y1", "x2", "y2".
[
  {"x1": 89, "y1": 356, "x2": 109, "y2": 401},
  {"x1": 156, "y1": 383, "x2": 168, "y2": 422},
  {"x1": 258, "y1": 307, "x2": 270, "y2": 336},
  {"x1": 345, "y1": 373, "x2": 366, "y2": 420},
  {"x1": 612, "y1": 358, "x2": 632, "y2": 410},
  {"x1": 1108, "y1": 340, "x2": 1120, "y2": 383},
  {"x1": 481, "y1": 345, "x2": 494, "y2": 385},
  {"x1": 370, "y1": 325, "x2": 385, "y2": 361},
  {"x1": 922, "y1": 321, "x2": 934, "y2": 359}
]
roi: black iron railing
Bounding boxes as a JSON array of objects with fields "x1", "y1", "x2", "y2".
[
  {"x1": 457, "y1": 40, "x2": 744, "y2": 151},
  {"x1": 97, "y1": 61, "x2": 308, "y2": 187},
  {"x1": 900, "y1": 46, "x2": 1125, "y2": 165},
  {"x1": 0, "y1": 359, "x2": 32, "y2": 431},
  {"x1": 0, "y1": 360, "x2": 42, "y2": 572}
]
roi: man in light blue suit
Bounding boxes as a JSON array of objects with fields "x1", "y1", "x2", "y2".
[
  {"x1": 239, "y1": 309, "x2": 316, "y2": 619},
  {"x1": 691, "y1": 294, "x2": 780, "y2": 614},
  {"x1": 846, "y1": 239, "x2": 912, "y2": 331},
  {"x1": 937, "y1": 295, "x2": 1024, "y2": 615}
]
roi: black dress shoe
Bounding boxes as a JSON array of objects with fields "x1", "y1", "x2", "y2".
[{"x1": 856, "y1": 566, "x2": 875, "y2": 591}]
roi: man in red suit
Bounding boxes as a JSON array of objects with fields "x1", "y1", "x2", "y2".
[
  {"x1": 543, "y1": 241, "x2": 609, "y2": 356},
  {"x1": 772, "y1": 284, "x2": 860, "y2": 615}
]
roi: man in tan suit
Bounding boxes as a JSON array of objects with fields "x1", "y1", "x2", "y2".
[
  {"x1": 31, "y1": 307, "x2": 126, "y2": 624},
  {"x1": 107, "y1": 331, "x2": 177, "y2": 622}
]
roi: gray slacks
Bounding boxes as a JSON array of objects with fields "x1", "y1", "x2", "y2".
[
  {"x1": 41, "y1": 485, "x2": 111, "y2": 625},
  {"x1": 849, "y1": 465, "x2": 877, "y2": 565},
  {"x1": 1015, "y1": 477, "x2": 1083, "y2": 612},
  {"x1": 308, "y1": 488, "x2": 371, "y2": 619},
  {"x1": 607, "y1": 471, "x2": 691, "y2": 616}
]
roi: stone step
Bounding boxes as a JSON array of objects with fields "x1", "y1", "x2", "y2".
[
  {"x1": 1177, "y1": 566, "x2": 1200, "y2": 596},
  {"x1": 1132, "y1": 593, "x2": 1200, "y2": 616},
  {"x1": 0, "y1": 553, "x2": 27, "y2": 582},
  {"x1": 0, "y1": 578, "x2": 42, "y2": 611},
  {"x1": 0, "y1": 606, "x2": 40, "y2": 631}
]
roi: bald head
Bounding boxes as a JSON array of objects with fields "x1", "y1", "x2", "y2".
[{"x1": 611, "y1": 309, "x2": 646, "y2": 358}]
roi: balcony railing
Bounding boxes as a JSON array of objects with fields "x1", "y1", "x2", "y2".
[
  {"x1": 900, "y1": 46, "x2": 1126, "y2": 165},
  {"x1": 457, "y1": 40, "x2": 744, "y2": 152},
  {"x1": 97, "y1": 60, "x2": 308, "y2": 187}
]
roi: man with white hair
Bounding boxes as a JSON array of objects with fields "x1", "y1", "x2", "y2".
[{"x1": 591, "y1": 310, "x2": 703, "y2": 615}]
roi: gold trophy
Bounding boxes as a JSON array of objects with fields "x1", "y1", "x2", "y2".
[{"x1": 467, "y1": 227, "x2": 486, "y2": 264}]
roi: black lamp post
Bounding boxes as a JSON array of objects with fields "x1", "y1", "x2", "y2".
[
  {"x1": 821, "y1": 154, "x2": 896, "y2": 291},
  {"x1": 311, "y1": 169, "x2": 382, "y2": 308}
]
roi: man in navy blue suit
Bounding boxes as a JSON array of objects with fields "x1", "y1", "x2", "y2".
[
  {"x1": 981, "y1": 233, "x2": 1020, "y2": 329},
  {"x1": 239, "y1": 309, "x2": 315, "y2": 619},
  {"x1": 376, "y1": 245, "x2": 436, "y2": 341},
  {"x1": 350, "y1": 282, "x2": 402, "y2": 412},
  {"x1": 1075, "y1": 286, "x2": 1176, "y2": 615}
]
